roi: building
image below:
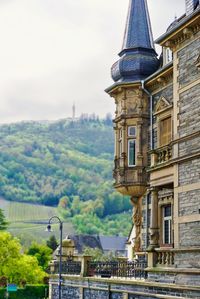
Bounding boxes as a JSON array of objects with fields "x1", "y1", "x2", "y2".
[
  {"x1": 68, "y1": 235, "x2": 127, "y2": 257},
  {"x1": 106, "y1": 0, "x2": 200, "y2": 286},
  {"x1": 49, "y1": 1, "x2": 200, "y2": 297}
]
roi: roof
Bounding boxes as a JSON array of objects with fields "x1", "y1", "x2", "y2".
[
  {"x1": 98, "y1": 236, "x2": 127, "y2": 251},
  {"x1": 121, "y1": 0, "x2": 154, "y2": 52},
  {"x1": 69, "y1": 235, "x2": 102, "y2": 254},
  {"x1": 110, "y1": 0, "x2": 159, "y2": 85},
  {"x1": 155, "y1": 5, "x2": 200, "y2": 44},
  {"x1": 68, "y1": 235, "x2": 127, "y2": 253}
]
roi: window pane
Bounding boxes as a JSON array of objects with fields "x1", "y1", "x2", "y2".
[
  {"x1": 164, "y1": 220, "x2": 170, "y2": 244},
  {"x1": 128, "y1": 140, "x2": 136, "y2": 166},
  {"x1": 128, "y1": 126, "x2": 136, "y2": 137},
  {"x1": 164, "y1": 205, "x2": 171, "y2": 217},
  {"x1": 160, "y1": 117, "x2": 171, "y2": 146}
]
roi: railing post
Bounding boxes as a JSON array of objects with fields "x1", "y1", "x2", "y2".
[{"x1": 79, "y1": 256, "x2": 91, "y2": 277}]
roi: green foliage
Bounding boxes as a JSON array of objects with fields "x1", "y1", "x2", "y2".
[
  {"x1": 0, "y1": 209, "x2": 8, "y2": 230},
  {"x1": 0, "y1": 232, "x2": 46, "y2": 284},
  {"x1": 0, "y1": 285, "x2": 48, "y2": 299},
  {"x1": 27, "y1": 243, "x2": 52, "y2": 270},
  {"x1": 83, "y1": 247, "x2": 117, "y2": 261},
  {"x1": 72, "y1": 211, "x2": 132, "y2": 236},
  {"x1": 46, "y1": 235, "x2": 58, "y2": 251},
  {"x1": 0, "y1": 118, "x2": 132, "y2": 237}
]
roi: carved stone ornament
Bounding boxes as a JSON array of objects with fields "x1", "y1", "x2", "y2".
[
  {"x1": 155, "y1": 96, "x2": 171, "y2": 113},
  {"x1": 131, "y1": 197, "x2": 142, "y2": 252},
  {"x1": 195, "y1": 54, "x2": 200, "y2": 68}
]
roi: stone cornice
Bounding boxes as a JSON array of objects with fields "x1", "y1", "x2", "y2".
[
  {"x1": 145, "y1": 64, "x2": 173, "y2": 92},
  {"x1": 155, "y1": 9, "x2": 200, "y2": 49}
]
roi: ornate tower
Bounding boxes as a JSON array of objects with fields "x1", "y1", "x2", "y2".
[{"x1": 106, "y1": 0, "x2": 159, "y2": 253}]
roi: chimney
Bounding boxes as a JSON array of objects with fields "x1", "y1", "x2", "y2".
[{"x1": 185, "y1": 0, "x2": 199, "y2": 15}]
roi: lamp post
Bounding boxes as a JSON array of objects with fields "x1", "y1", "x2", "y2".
[{"x1": 46, "y1": 216, "x2": 63, "y2": 299}]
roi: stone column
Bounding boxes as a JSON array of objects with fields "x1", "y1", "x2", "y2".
[
  {"x1": 113, "y1": 125, "x2": 118, "y2": 158},
  {"x1": 137, "y1": 121, "x2": 143, "y2": 167},
  {"x1": 150, "y1": 188, "x2": 159, "y2": 248},
  {"x1": 121, "y1": 121, "x2": 126, "y2": 154}
]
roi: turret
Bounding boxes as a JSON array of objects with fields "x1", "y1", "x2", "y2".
[{"x1": 106, "y1": 0, "x2": 159, "y2": 199}]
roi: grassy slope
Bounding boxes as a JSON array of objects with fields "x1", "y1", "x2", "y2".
[{"x1": 0, "y1": 198, "x2": 74, "y2": 246}]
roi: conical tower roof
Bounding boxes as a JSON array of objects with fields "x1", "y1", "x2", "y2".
[
  {"x1": 111, "y1": 0, "x2": 159, "y2": 83},
  {"x1": 122, "y1": 0, "x2": 154, "y2": 51}
]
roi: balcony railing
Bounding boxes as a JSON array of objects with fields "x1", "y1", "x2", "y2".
[
  {"x1": 156, "y1": 249, "x2": 174, "y2": 267},
  {"x1": 87, "y1": 261, "x2": 147, "y2": 279},
  {"x1": 151, "y1": 144, "x2": 172, "y2": 167},
  {"x1": 51, "y1": 261, "x2": 81, "y2": 275}
]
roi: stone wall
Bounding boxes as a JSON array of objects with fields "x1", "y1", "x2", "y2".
[
  {"x1": 178, "y1": 158, "x2": 200, "y2": 185},
  {"x1": 179, "y1": 221, "x2": 200, "y2": 247},
  {"x1": 178, "y1": 84, "x2": 200, "y2": 137},
  {"x1": 178, "y1": 189, "x2": 200, "y2": 216},
  {"x1": 178, "y1": 36, "x2": 200, "y2": 87},
  {"x1": 49, "y1": 276, "x2": 200, "y2": 299},
  {"x1": 179, "y1": 135, "x2": 200, "y2": 156},
  {"x1": 175, "y1": 251, "x2": 200, "y2": 268}
]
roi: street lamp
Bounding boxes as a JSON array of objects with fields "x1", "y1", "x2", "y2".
[{"x1": 46, "y1": 216, "x2": 63, "y2": 299}]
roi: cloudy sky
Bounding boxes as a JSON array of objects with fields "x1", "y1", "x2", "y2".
[{"x1": 0, "y1": 0, "x2": 185, "y2": 123}]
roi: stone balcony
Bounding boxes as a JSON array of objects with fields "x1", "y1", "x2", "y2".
[{"x1": 113, "y1": 156, "x2": 148, "y2": 197}]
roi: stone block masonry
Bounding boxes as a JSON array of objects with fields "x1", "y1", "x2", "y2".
[
  {"x1": 178, "y1": 158, "x2": 200, "y2": 185},
  {"x1": 178, "y1": 35, "x2": 200, "y2": 87},
  {"x1": 49, "y1": 277, "x2": 200, "y2": 299},
  {"x1": 179, "y1": 221, "x2": 200, "y2": 247}
]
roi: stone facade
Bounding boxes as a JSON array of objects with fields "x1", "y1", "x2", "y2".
[
  {"x1": 49, "y1": 1, "x2": 200, "y2": 298},
  {"x1": 49, "y1": 276, "x2": 200, "y2": 299},
  {"x1": 106, "y1": 0, "x2": 200, "y2": 292}
]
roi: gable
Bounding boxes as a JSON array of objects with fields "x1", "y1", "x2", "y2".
[{"x1": 155, "y1": 96, "x2": 171, "y2": 114}]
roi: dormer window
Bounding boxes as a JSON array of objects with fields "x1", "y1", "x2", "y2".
[{"x1": 163, "y1": 47, "x2": 173, "y2": 65}]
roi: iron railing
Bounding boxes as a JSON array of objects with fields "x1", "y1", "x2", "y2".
[
  {"x1": 87, "y1": 261, "x2": 147, "y2": 279},
  {"x1": 52, "y1": 261, "x2": 81, "y2": 275}
]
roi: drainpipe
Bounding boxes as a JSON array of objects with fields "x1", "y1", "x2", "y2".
[
  {"x1": 141, "y1": 80, "x2": 153, "y2": 150},
  {"x1": 141, "y1": 80, "x2": 153, "y2": 255}
]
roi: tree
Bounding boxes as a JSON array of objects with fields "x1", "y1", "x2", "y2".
[
  {"x1": 27, "y1": 243, "x2": 52, "y2": 270},
  {"x1": 46, "y1": 235, "x2": 58, "y2": 251},
  {"x1": 0, "y1": 232, "x2": 46, "y2": 284},
  {"x1": 0, "y1": 209, "x2": 8, "y2": 230}
]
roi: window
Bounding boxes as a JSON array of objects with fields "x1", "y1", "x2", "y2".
[
  {"x1": 163, "y1": 47, "x2": 173, "y2": 65},
  {"x1": 119, "y1": 128, "x2": 122, "y2": 156},
  {"x1": 128, "y1": 126, "x2": 136, "y2": 137},
  {"x1": 160, "y1": 117, "x2": 171, "y2": 146},
  {"x1": 128, "y1": 139, "x2": 136, "y2": 166},
  {"x1": 163, "y1": 205, "x2": 172, "y2": 245}
]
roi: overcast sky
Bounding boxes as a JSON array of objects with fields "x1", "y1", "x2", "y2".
[{"x1": 0, "y1": 0, "x2": 185, "y2": 123}]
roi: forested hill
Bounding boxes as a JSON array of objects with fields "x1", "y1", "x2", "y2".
[{"x1": 0, "y1": 117, "x2": 131, "y2": 226}]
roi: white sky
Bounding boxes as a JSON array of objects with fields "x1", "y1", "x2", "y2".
[{"x1": 0, "y1": 0, "x2": 185, "y2": 123}]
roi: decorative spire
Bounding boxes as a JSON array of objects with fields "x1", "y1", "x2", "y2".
[
  {"x1": 122, "y1": 0, "x2": 154, "y2": 52},
  {"x1": 111, "y1": 0, "x2": 159, "y2": 83}
]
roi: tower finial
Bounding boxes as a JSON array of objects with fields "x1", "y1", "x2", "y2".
[{"x1": 111, "y1": 0, "x2": 159, "y2": 83}]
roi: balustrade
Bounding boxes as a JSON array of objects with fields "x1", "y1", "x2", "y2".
[
  {"x1": 156, "y1": 250, "x2": 174, "y2": 267},
  {"x1": 151, "y1": 145, "x2": 172, "y2": 167}
]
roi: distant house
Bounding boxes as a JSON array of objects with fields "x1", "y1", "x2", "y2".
[
  {"x1": 68, "y1": 235, "x2": 127, "y2": 257},
  {"x1": 98, "y1": 236, "x2": 127, "y2": 257}
]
